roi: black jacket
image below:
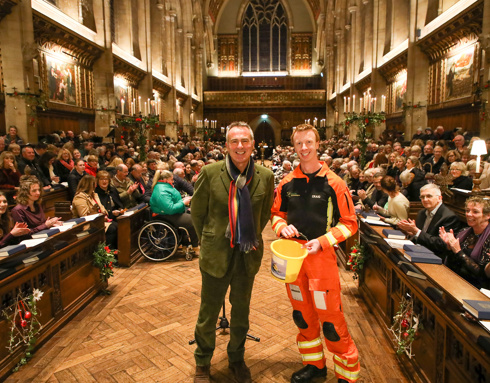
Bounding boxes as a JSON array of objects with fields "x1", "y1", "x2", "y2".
[
  {"x1": 451, "y1": 175, "x2": 473, "y2": 191},
  {"x1": 68, "y1": 170, "x2": 87, "y2": 200},
  {"x1": 413, "y1": 203, "x2": 461, "y2": 258},
  {"x1": 95, "y1": 185, "x2": 124, "y2": 219}
]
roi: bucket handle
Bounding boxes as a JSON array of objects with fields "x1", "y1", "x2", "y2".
[{"x1": 298, "y1": 232, "x2": 308, "y2": 241}]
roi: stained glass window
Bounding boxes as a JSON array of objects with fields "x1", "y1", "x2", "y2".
[{"x1": 242, "y1": 0, "x2": 288, "y2": 73}]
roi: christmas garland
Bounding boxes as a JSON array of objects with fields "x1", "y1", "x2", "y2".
[
  {"x1": 342, "y1": 112, "x2": 385, "y2": 168},
  {"x1": 93, "y1": 242, "x2": 118, "y2": 294},
  {"x1": 390, "y1": 295, "x2": 423, "y2": 357},
  {"x1": 347, "y1": 240, "x2": 367, "y2": 280},
  {"x1": 116, "y1": 115, "x2": 159, "y2": 161},
  {"x1": 1, "y1": 289, "x2": 44, "y2": 372}
]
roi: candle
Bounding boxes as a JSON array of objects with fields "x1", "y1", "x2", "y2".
[
  {"x1": 121, "y1": 99, "x2": 125, "y2": 114},
  {"x1": 374, "y1": 97, "x2": 377, "y2": 111},
  {"x1": 133, "y1": 98, "x2": 136, "y2": 114},
  {"x1": 352, "y1": 95, "x2": 356, "y2": 113},
  {"x1": 360, "y1": 97, "x2": 363, "y2": 111},
  {"x1": 347, "y1": 97, "x2": 350, "y2": 113},
  {"x1": 344, "y1": 97, "x2": 346, "y2": 113},
  {"x1": 144, "y1": 102, "x2": 147, "y2": 116},
  {"x1": 148, "y1": 98, "x2": 151, "y2": 116},
  {"x1": 138, "y1": 96, "x2": 141, "y2": 113},
  {"x1": 476, "y1": 155, "x2": 481, "y2": 174}
]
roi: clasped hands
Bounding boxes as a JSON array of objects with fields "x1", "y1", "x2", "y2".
[{"x1": 280, "y1": 224, "x2": 321, "y2": 255}]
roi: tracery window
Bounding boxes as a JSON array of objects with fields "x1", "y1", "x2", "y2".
[{"x1": 242, "y1": 0, "x2": 288, "y2": 73}]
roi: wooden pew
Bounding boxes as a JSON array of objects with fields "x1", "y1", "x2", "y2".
[
  {"x1": 357, "y1": 219, "x2": 490, "y2": 383},
  {"x1": 41, "y1": 187, "x2": 70, "y2": 217},
  {"x1": 117, "y1": 204, "x2": 149, "y2": 267},
  {"x1": 1, "y1": 187, "x2": 69, "y2": 218},
  {"x1": 0, "y1": 215, "x2": 106, "y2": 380}
]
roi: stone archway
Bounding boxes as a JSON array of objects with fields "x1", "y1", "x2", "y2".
[{"x1": 249, "y1": 115, "x2": 282, "y2": 147}]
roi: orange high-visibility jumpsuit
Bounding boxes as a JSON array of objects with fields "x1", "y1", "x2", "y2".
[{"x1": 271, "y1": 162, "x2": 360, "y2": 382}]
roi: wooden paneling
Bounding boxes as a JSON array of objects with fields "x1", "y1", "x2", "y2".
[{"x1": 117, "y1": 205, "x2": 148, "y2": 267}]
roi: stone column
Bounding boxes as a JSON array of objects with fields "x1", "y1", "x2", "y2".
[
  {"x1": 0, "y1": 1, "x2": 37, "y2": 142},
  {"x1": 165, "y1": 10, "x2": 178, "y2": 140},
  {"x1": 405, "y1": 0, "x2": 429, "y2": 139},
  {"x1": 182, "y1": 32, "x2": 193, "y2": 136},
  {"x1": 93, "y1": 0, "x2": 116, "y2": 140},
  {"x1": 480, "y1": 0, "x2": 490, "y2": 137}
]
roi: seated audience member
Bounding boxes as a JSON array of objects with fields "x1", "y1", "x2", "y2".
[
  {"x1": 172, "y1": 168, "x2": 194, "y2": 196},
  {"x1": 403, "y1": 156, "x2": 427, "y2": 201},
  {"x1": 39, "y1": 152, "x2": 60, "y2": 185},
  {"x1": 445, "y1": 149, "x2": 460, "y2": 166},
  {"x1": 386, "y1": 153, "x2": 398, "y2": 178},
  {"x1": 68, "y1": 159, "x2": 87, "y2": 199},
  {"x1": 0, "y1": 151, "x2": 21, "y2": 189},
  {"x1": 274, "y1": 160, "x2": 292, "y2": 187},
  {"x1": 420, "y1": 144, "x2": 433, "y2": 165},
  {"x1": 425, "y1": 145, "x2": 445, "y2": 175},
  {"x1": 111, "y1": 164, "x2": 141, "y2": 209},
  {"x1": 8, "y1": 143, "x2": 21, "y2": 160},
  {"x1": 129, "y1": 164, "x2": 146, "y2": 200},
  {"x1": 73, "y1": 149, "x2": 82, "y2": 162},
  {"x1": 150, "y1": 170, "x2": 199, "y2": 254},
  {"x1": 450, "y1": 161, "x2": 473, "y2": 190},
  {"x1": 95, "y1": 171, "x2": 124, "y2": 219},
  {"x1": 11, "y1": 176, "x2": 62, "y2": 234},
  {"x1": 347, "y1": 165, "x2": 362, "y2": 195},
  {"x1": 0, "y1": 191, "x2": 30, "y2": 247},
  {"x1": 440, "y1": 196, "x2": 490, "y2": 289},
  {"x1": 146, "y1": 159, "x2": 158, "y2": 181},
  {"x1": 0, "y1": 137, "x2": 5, "y2": 154},
  {"x1": 398, "y1": 184, "x2": 461, "y2": 259},
  {"x1": 84, "y1": 155, "x2": 99, "y2": 177},
  {"x1": 17, "y1": 146, "x2": 51, "y2": 187},
  {"x1": 54, "y1": 149, "x2": 74, "y2": 183},
  {"x1": 106, "y1": 156, "x2": 123, "y2": 177},
  {"x1": 357, "y1": 172, "x2": 388, "y2": 210},
  {"x1": 453, "y1": 134, "x2": 467, "y2": 155},
  {"x1": 5, "y1": 126, "x2": 24, "y2": 145},
  {"x1": 72, "y1": 175, "x2": 118, "y2": 249},
  {"x1": 373, "y1": 176, "x2": 409, "y2": 225},
  {"x1": 34, "y1": 143, "x2": 47, "y2": 159},
  {"x1": 460, "y1": 149, "x2": 471, "y2": 165},
  {"x1": 125, "y1": 157, "x2": 135, "y2": 170}
]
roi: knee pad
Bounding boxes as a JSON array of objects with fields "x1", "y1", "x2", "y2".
[
  {"x1": 292, "y1": 310, "x2": 308, "y2": 329},
  {"x1": 322, "y1": 322, "x2": 340, "y2": 342}
]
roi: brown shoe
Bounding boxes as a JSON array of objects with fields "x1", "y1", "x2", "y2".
[
  {"x1": 194, "y1": 365, "x2": 211, "y2": 383},
  {"x1": 229, "y1": 361, "x2": 252, "y2": 383}
]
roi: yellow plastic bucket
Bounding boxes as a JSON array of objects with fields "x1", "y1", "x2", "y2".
[{"x1": 270, "y1": 239, "x2": 308, "y2": 283}]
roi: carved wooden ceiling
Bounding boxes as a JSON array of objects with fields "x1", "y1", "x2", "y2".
[
  {"x1": 0, "y1": 0, "x2": 19, "y2": 22},
  {"x1": 113, "y1": 57, "x2": 147, "y2": 87},
  {"x1": 417, "y1": 1, "x2": 483, "y2": 62},
  {"x1": 32, "y1": 11, "x2": 104, "y2": 67},
  {"x1": 378, "y1": 52, "x2": 408, "y2": 83}
]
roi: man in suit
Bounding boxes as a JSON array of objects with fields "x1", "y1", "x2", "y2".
[
  {"x1": 398, "y1": 184, "x2": 461, "y2": 259},
  {"x1": 191, "y1": 122, "x2": 274, "y2": 383}
]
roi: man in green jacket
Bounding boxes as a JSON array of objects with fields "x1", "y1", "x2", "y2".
[{"x1": 191, "y1": 122, "x2": 274, "y2": 383}]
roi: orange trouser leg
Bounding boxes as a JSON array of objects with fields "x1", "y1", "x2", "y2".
[
  {"x1": 286, "y1": 270, "x2": 326, "y2": 369},
  {"x1": 287, "y1": 247, "x2": 360, "y2": 382}
]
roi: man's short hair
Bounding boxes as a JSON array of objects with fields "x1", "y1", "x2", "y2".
[
  {"x1": 226, "y1": 121, "x2": 254, "y2": 142},
  {"x1": 115, "y1": 164, "x2": 125, "y2": 172},
  {"x1": 290, "y1": 124, "x2": 320, "y2": 143},
  {"x1": 420, "y1": 183, "x2": 441, "y2": 197}
]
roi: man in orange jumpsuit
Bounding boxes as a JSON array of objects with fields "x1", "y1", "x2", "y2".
[{"x1": 271, "y1": 124, "x2": 360, "y2": 383}]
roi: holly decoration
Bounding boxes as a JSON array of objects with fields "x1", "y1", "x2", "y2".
[
  {"x1": 347, "y1": 240, "x2": 367, "y2": 281},
  {"x1": 342, "y1": 112, "x2": 385, "y2": 168},
  {"x1": 390, "y1": 295, "x2": 423, "y2": 357},
  {"x1": 1, "y1": 289, "x2": 43, "y2": 372},
  {"x1": 93, "y1": 242, "x2": 118, "y2": 295}
]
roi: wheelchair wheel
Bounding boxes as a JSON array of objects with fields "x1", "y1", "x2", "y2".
[{"x1": 138, "y1": 221, "x2": 178, "y2": 261}]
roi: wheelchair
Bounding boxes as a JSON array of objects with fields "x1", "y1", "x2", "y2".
[{"x1": 137, "y1": 214, "x2": 195, "y2": 262}]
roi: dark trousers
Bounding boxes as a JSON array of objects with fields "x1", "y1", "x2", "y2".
[
  {"x1": 106, "y1": 221, "x2": 118, "y2": 250},
  {"x1": 162, "y1": 212, "x2": 199, "y2": 247},
  {"x1": 194, "y1": 249, "x2": 256, "y2": 366}
]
